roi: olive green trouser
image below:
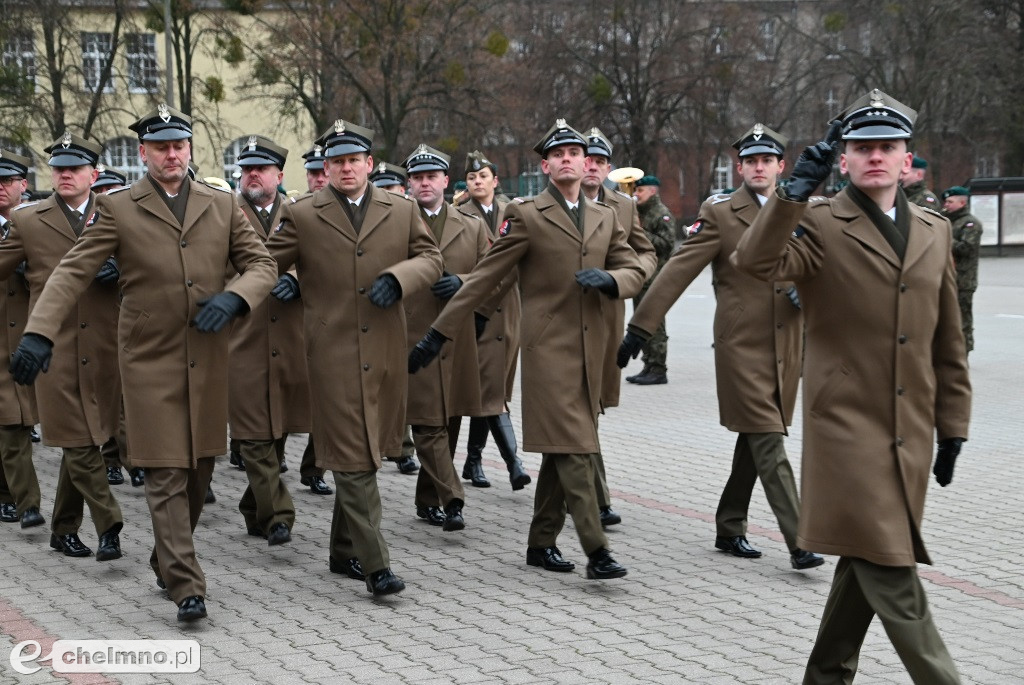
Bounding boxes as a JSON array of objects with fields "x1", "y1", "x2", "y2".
[
  {"x1": 330, "y1": 470, "x2": 389, "y2": 575},
  {"x1": 238, "y1": 439, "x2": 295, "y2": 533},
  {"x1": 52, "y1": 445, "x2": 122, "y2": 536},
  {"x1": 0, "y1": 426, "x2": 40, "y2": 513},
  {"x1": 528, "y1": 453, "x2": 607, "y2": 556},
  {"x1": 412, "y1": 424, "x2": 464, "y2": 509}
]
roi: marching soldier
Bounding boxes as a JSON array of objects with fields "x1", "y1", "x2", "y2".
[
  {"x1": 1, "y1": 133, "x2": 124, "y2": 562},
  {"x1": 942, "y1": 186, "x2": 983, "y2": 353},
  {"x1": 92, "y1": 166, "x2": 127, "y2": 194},
  {"x1": 10, "y1": 106, "x2": 278, "y2": 621},
  {"x1": 0, "y1": 150, "x2": 43, "y2": 530},
  {"x1": 900, "y1": 155, "x2": 940, "y2": 210},
  {"x1": 619, "y1": 124, "x2": 822, "y2": 571},
  {"x1": 409, "y1": 119, "x2": 645, "y2": 580},
  {"x1": 302, "y1": 144, "x2": 328, "y2": 193},
  {"x1": 456, "y1": 150, "x2": 529, "y2": 491},
  {"x1": 629, "y1": 175, "x2": 676, "y2": 385},
  {"x1": 265, "y1": 119, "x2": 443, "y2": 595},
  {"x1": 733, "y1": 91, "x2": 970, "y2": 684},
  {"x1": 400, "y1": 145, "x2": 488, "y2": 531}
]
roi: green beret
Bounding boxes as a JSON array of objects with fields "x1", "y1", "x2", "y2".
[
  {"x1": 941, "y1": 185, "x2": 969, "y2": 199},
  {"x1": 635, "y1": 175, "x2": 660, "y2": 187},
  {"x1": 911, "y1": 155, "x2": 927, "y2": 169}
]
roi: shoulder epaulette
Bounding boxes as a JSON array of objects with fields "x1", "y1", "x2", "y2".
[
  {"x1": 513, "y1": 196, "x2": 531, "y2": 204},
  {"x1": 709, "y1": 194, "x2": 731, "y2": 205},
  {"x1": 922, "y1": 206, "x2": 945, "y2": 218},
  {"x1": 808, "y1": 196, "x2": 829, "y2": 204},
  {"x1": 205, "y1": 183, "x2": 231, "y2": 193},
  {"x1": 12, "y1": 201, "x2": 40, "y2": 211},
  {"x1": 106, "y1": 186, "x2": 131, "y2": 195}
]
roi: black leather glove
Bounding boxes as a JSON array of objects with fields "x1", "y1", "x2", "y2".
[
  {"x1": 14, "y1": 260, "x2": 27, "y2": 278},
  {"x1": 408, "y1": 328, "x2": 448, "y2": 373},
  {"x1": 575, "y1": 268, "x2": 618, "y2": 297},
  {"x1": 431, "y1": 273, "x2": 462, "y2": 300},
  {"x1": 194, "y1": 291, "x2": 248, "y2": 333},
  {"x1": 95, "y1": 257, "x2": 120, "y2": 285},
  {"x1": 9, "y1": 333, "x2": 53, "y2": 385},
  {"x1": 368, "y1": 274, "x2": 401, "y2": 308},
  {"x1": 785, "y1": 119, "x2": 843, "y2": 202},
  {"x1": 271, "y1": 273, "x2": 300, "y2": 302},
  {"x1": 474, "y1": 312, "x2": 488, "y2": 340},
  {"x1": 617, "y1": 330, "x2": 647, "y2": 368},
  {"x1": 933, "y1": 437, "x2": 965, "y2": 487}
]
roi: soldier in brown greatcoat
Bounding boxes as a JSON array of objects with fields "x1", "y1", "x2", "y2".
[
  {"x1": 0, "y1": 150, "x2": 43, "y2": 530},
  {"x1": 11, "y1": 106, "x2": 278, "y2": 622},
  {"x1": 266, "y1": 120, "x2": 443, "y2": 596},
  {"x1": 2, "y1": 134, "x2": 124, "y2": 562}
]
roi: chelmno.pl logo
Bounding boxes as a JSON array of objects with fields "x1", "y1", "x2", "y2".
[{"x1": 9, "y1": 640, "x2": 200, "y2": 674}]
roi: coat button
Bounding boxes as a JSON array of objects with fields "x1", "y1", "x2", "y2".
[
  {"x1": 7, "y1": 290, "x2": 14, "y2": 296},
  {"x1": 776, "y1": 323, "x2": 783, "y2": 329},
  {"x1": 497, "y1": 335, "x2": 503, "y2": 341},
  {"x1": 361, "y1": 325, "x2": 368, "y2": 332},
  {"x1": 8, "y1": 321, "x2": 14, "y2": 327},
  {"x1": 583, "y1": 325, "x2": 588, "y2": 331},
  {"x1": 496, "y1": 306, "x2": 502, "y2": 313},
  {"x1": 180, "y1": 240, "x2": 187, "y2": 247},
  {"x1": 582, "y1": 249, "x2": 588, "y2": 255},
  {"x1": 896, "y1": 437, "x2": 904, "y2": 447},
  {"x1": 81, "y1": 358, "x2": 88, "y2": 365},
  {"x1": 898, "y1": 335, "x2": 908, "y2": 344},
  {"x1": 775, "y1": 287, "x2": 782, "y2": 293},
  {"x1": 357, "y1": 249, "x2": 364, "y2": 256},
  {"x1": 900, "y1": 283, "x2": 907, "y2": 292},
  {"x1": 271, "y1": 349, "x2": 278, "y2": 357},
  {"x1": 186, "y1": 279, "x2": 193, "y2": 287},
  {"x1": 189, "y1": 360, "x2": 196, "y2": 367},
  {"x1": 80, "y1": 322, "x2": 87, "y2": 328},
  {"x1": 270, "y1": 315, "x2": 277, "y2": 322},
  {"x1": 897, "y1": 386, "x2": 904, "y2": 395},
  {"x1": 363, "y1": 363, "x2": 370, "y2": 370},
  {"x1": 358, "y1": 287, "x2": 366, "y2": 294}
]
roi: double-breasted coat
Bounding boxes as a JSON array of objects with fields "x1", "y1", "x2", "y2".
[
  {"x1": 407, "y1": 204, "x2": 488, "y2": 425},
  {"x1": 598, "y1": 187, "x2": 657, "y2": 408},
  {"x1": 1, "y1": 194, "x2": 120, "y2": 447},
  {"x1": 460, "y1": 197, "x2": 521, "y2": 414},
  {"x1": 431, "y1": 187, "x2": 646, "y2": 455},
  {"x1": 733, "y1": 189, "x2": 972, "y2": 566},
  {"x1": 631, "y1": 185, "x2": 803, "y2": 433},
  {"x1": 228, "y1": 194, "x2": 312, "y2": 440},
  {"x1": 0, "y1": 217, "x2": 37, "y2": 427},
  {"x1": 23, "y1": 177, "x2": 278, "y2": 467},
  {"x1": 266, "y1": 184, "x2": 443, "y2": 472}
]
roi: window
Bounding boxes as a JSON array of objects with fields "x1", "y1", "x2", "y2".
[
  {"x1": 81, "y1": 32, "x2": 113, "y2": 93},
  {"x1": 517, "y1": 161, "x2": 546, "y2": 197},
  {"x1": 126, "y1": 33, "x2": 159, "y2": 94},
  {"x1": 710, "y1": 154, "x2": 732, "y2": 194},
  {"x1": 101, "y1": 136, "x2": 145, "y2": 183},
  {"x1": 2, "y1": 33, "x2": 36, "y2": 90}
]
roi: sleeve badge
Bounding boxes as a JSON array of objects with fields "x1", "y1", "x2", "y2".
[
  {"x1": 498, "y1": 219, "x2": 511, "y2": 237},
  {"x1": 686, "y1": 220, "x2": 703, "y2": 237}
]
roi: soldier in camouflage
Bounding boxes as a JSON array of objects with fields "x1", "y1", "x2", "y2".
[
  {"x1": 628, "y1": 176, "x2": 676, "y2": 384},
  {"x1": 942, "y1": 186, "x2": 983, "y2": 353},
  {"x1": 900, "y1": 155, "x2": 941, "y2": 210}
]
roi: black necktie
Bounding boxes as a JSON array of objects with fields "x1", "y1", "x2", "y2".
[{"x1": 259, "y1": 208, "x2": 270, "y2": 221}]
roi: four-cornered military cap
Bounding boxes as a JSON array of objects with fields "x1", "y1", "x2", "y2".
[
  {"x1": 584, "y1": 127, "x2": 613, "y2": 158},
  {"x1": 43, "y1": 132, "x2": 103, "y2": 168},
  {"x1": 129, "y1": 104, "x2": 192, "y2": 141},
  {"x1": 302, "y1": 144, "x2": 326, "y2": 171},
  {"x1": 317, "y1": 119, "x2": 374, "y2": 158},
  {"x1": 942, "y1": 185, "x2": 970, "y2": 200},
  {"x1": 533, "y1": 119, "x2": 587, "y2": 156},
  {"x1": 237, "y1": 136, "x2": 288, "y2": 168},
  {"x1": 635, "y1": 175, "x2": 660, "y2": 187},
  {"x1": 732, "y1": 123, "x2": 788, "y2": 158},
  {"x1": 464, "y1": 150, "x2": 497, "y2": 177},
  {"x1": 91, "y1": 165, "x2": 128, "y2": 190},
  {"x1": 369, "y1": 161, "x2": 408, "y2": 188},
  {"x1": 838, "y1": 89, "x2": 917, "y2": 140},
  {"x1": 0, "y1": 149, "x2": 31, "y2": 177},
  {"x1": 911, "y1": 155, "x2": 928, "y2": 169},
  {"x1": 403, "y1": 144, "x2": 450, "y2": 175}
]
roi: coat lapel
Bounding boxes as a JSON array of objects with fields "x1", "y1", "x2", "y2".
[
  {"x1": 731, "y1": 185, "x2": 761, "y2": 226},
  {"x1": 181, "y1": 180, "x2": 214, "y2": 236},
  {"x1": 36, "y1": 196, "x2": 78, "y2": 243},
  {"x1": 581, "y1": 196, "x2": 603, "y2": 246},
  {"x1": 902, "y1": 207, "x2": 938, "y2": 273},
  {"x1": 439, "y1": 203, "x2": 465, "y2": 251},
  {"x1": 535, "y1": 190, "x2": 581, "y2": 243},
  {"x1": 132, "y1": 179, "x2": 184, "y2": 232},
  {"x1": 358, "y1": 185, "x2": 389, "y2": 243},
  {"x1": 835, "y1": 192, "x2": 901, "y2": 269},
  {"x1": 312, "y1": 188, "x2": 357, "y2": 243}
]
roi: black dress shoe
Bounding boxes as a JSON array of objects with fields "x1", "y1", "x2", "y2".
[
  {"x1": 279, "y1": 459, "x2": 288, "y2": 473},
  {"x1": 631, "y1": 372, "x2": 668, "y2": 385},
  {"x1": 156, "y1": 576, "x2": 166, "y2": 590},
  {"x1": 229, "y1": 451, "x2": 245, "y2": 471},
  {"x1": 246, "y1": 525, "x2": 265, "y2": 538},
  {"x1": 599, "y1": 506, "x2": 622, "y2": 527},
  {"x1": 300, "y1": 475, "x2": 333, "y2": 495},
  {"x1": 50, "y1": 533, "x2": 92, "y2": 557},
  {"x1": 416, "y1": 505, "x2": 446, "y2": 526},
  {"x1": 267, "y1": 522, "x2": 291, "y2": 546},
  {"x1": 129, "y1": 468, "x2": 145, "y2": 487},
  {"x1": 526, "y1": 546, "x2": 575, "y2": 572},
  {"x1": 20, "y1": 506, "x2": 44, "y2": 528},
  {"x1": 396, "y1": 456, "x2": 419, "y2": 474},
  {"x1": 0, "y1": 502, "x2": 18, "y2": 523},
  {"x1": 442, "y1": 501, "x2": 465, "y2": 532},
  {"x1": 30, "y1": 427, "x2": 40, "y2": 443},
  {"x1": 177, "y1": 595, "x2": 207, "y2": 622},
  {"x1": 586, "y1": 547, "x2": 628, "y2": 579},
  {"x1": 106, "y1": 465, "x2": 125, "y2": 485},
  {"x1": 329, "y1": 556, "x2": 365, "y2": 580},
  {"x1": 204, "y1": 485, "x2": 216, "y2": 504},
  {"x1": 715, "y1": 535, "x2": 762, "y2": 558},
  {"x1": 366, "y1": 568, "x2": 405, "y2": 596},
  {"x1": 96, "y1": 523, "x2": 123, "y2": 561},
  {"x1": 791, "y1": 548, "x2": 825, "y2": 570}
]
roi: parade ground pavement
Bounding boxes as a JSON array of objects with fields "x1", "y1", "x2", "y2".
[{"x1": 1, "y1": 256, "x2": 1022, "y2": 684}]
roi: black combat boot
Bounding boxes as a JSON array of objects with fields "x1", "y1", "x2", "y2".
[
  {"x1": 461, "y1": 417, "x2": 491, "y2": 488},
  {"x1": 486, "y1": 413, "x2": 530, "y2": 490}
]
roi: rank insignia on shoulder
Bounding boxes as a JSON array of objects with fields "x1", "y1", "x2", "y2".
[
  {"x1": 13, "y1": 201, "x2": 39, "y2": 211},
  {"x1": 686, "y1": 220, "x2": 703, "y2": 237},
  {"x1": 793, "y1": 225, "x2": 806, "y2": 238},
  {"x1": 710, "y1": 194, "x2": 730, "y2": 204},
  {"x1": 513, "y1": 197, "x2": 527, "y2": 204},
  {"x1": 498, "y1": 219, "x2": 511, "y2": 237},
  {"x1": 808, "y1": 196, "x2": 827, "y2": 203},
  {"x1": 107, "y1": 186, "x2": 130, "y2": 195}
]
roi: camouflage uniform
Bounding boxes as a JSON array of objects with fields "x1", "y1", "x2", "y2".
[
  {"x1": 634, "y1": 195, "x2": 676, "y2": 374},
  {"x1": 903, "y1": 181, "x2": 940, "y2": 212},
  {"x1": 945, "y1": 206, "x2": 983, "y2": 352}
]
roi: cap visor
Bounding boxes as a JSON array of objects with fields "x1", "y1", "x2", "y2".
[
  {"x1": 324, "y1": 142, "x2": 369, "y2": 157},
  {"x1": 842, "y1": 124, "x2": 911, "y2": 140},
  {"x1": 739, "y1": 144, "x2": 783, "y2": 157},
  {"x1": 238, "y1": 153, "x2": 284, "y2": 167},
  {"x1": 47, "y1": 153, "x2": 94, "y2": 167}
]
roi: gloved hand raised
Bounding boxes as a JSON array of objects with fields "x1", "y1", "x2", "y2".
[
  {"x1": 575, "y1": 268, "x2": 618, "y2": 297},
  {"x1": 785, "y1": 119, "x2": 843, "y2": 202},
  {"x1": 408, "y1": 328, "x2": 448, "y2": 373},
  {"x1": 431, "y1": 273, "x2": 462, "y2": 300},
  {"x1": 368, "y1": 274, "x2": 401, "y2": 308},
  {"x1": 9, "y1": 333, "x2": 53, "y2": 385},
  {"x1": 933, "y1": 437, "x2": 964, "y2": 487},
  {"x1": 271, "y1": 273, "x2": 300, "y2": 302},
  {"x1": 194, "y1": 291, "x2": 248, "y2": 333},
  {"x1": 95, "y1": 258, "x2": 120, "y2": 285},
  {"x1": 617, "y1": 330, "x2": 648, "y2": 368}
]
